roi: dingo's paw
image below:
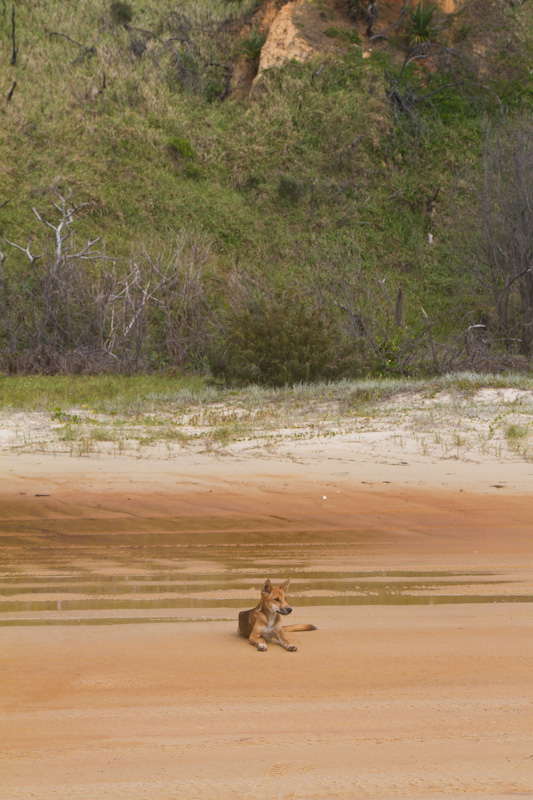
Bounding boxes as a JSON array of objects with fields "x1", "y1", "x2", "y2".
[
  {"x1": 258, "y1": 643, "x2": 267, "y2": 651},
  {"x1": 287, "y1": 644, "x2": 297, "y2": 651}
]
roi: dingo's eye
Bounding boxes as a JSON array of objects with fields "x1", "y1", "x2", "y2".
[{"x1": 274, "y1": 598, "x2": 280, "y2": 602}]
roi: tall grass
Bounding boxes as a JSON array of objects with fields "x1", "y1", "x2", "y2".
[{"x1": 0, "y1": 374, "x2": 212, "y2": 411}]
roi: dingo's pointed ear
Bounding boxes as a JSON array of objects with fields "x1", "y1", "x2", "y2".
[
  {"x1": 280, "y1": 578, "x2": 291, "y2": 591},
  {"x1": 262, "y1": 579, "x2": 272, "y2": 594}
]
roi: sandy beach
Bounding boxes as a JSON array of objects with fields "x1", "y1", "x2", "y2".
[
  {"x1": 2, "y1": 0, "x2": 533, "y2": 788},
  {"x1": 1, "y1": 421, "x2": 532, "y2": 799}
]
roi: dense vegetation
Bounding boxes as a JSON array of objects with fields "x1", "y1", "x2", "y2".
[{"x1": 0, "y1": 0, "x2": 532, "y2": 382}]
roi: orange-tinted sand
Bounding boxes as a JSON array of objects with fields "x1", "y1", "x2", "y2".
[{"x1": 1, "y1": 450, "x2": 532, "y2": 799}]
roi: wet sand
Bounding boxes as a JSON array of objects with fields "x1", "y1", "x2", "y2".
[{"x1": 1, "y1": 450, "x2": 533, "y2": 799}]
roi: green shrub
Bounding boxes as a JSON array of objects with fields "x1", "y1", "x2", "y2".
[
  {"x1": 277, "y1": 175, "x2": 306, "y2": 203},
  {"x1": 110, "y1": 1, "x2": 133, "y2": 25},
  {"x1": 168, "y1": 137, "x2": 195, "y2": 159},
  {"x1": 185, "y1": 162, "x2": 203, "y2": 180},
  {"x1": 323, "y1": 27, "x2": 361, "y2": 44},
  {"x1": 505, "y1": 423, "x2": 528, "y2": 440},
  {"x1": 209, "y1": 290, "x2": 362, "y2": 386},
  {"x1": 498, "y1": 78, "x2": 533, "y2": 110}
]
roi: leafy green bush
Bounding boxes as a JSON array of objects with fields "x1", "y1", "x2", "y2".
[
  {"x1": 110, "y1": 1, "x2": 133, "y2": 25},
  {"x1": 210, "y1": 289, "x2": 362, "y2": 386},
  {"x1": 185, "y1": 162, "x2": 203, "y2": 180},
  {"x1": 277, "y1": 175, "x2": 306, "y2": 203},
  {"x1": 168, "y1": 137, "x2": 195, "y2": 159},
  {"x1": 323, "y1": 27, "x2": 361, "y2": 44}
]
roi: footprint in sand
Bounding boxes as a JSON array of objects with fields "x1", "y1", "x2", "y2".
[{"x1": 248, "y1": 761, "x2": 316, "y2": 800}]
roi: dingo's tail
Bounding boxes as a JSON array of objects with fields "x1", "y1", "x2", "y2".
[{"x1": 282, "y1": 624, "x2": 317, "y2": 632}]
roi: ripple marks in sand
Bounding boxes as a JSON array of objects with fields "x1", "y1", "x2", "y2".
[{"x1": 246, "y1": 761, "x2": 316, "y2": 800}]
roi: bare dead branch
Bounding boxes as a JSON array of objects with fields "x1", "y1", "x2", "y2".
[
  {"x1": 10, "y1": 4, "x2": 18, "y2": 65},
  {"x1": 420, "y1": 305, "x2": 438, "y2": 369},
  {"x1": 49, "y1": 31, "x2": 96, "y2": 63},
  {"x1": 369, "y1": 5, "x2": 407, "y2": 42},
  {"x1": 6, "y1": 80, "x2": 16, "y2": 107},
  {"x1": 1, "y1": 189, "x2": 217, "y2": 373},
  {"x1": 454, "y1": 117, "x2": 533, "y2": 356},
  {"x1": 124, "y1": 23, "x2": 163, "y2": 42},
  {"x1": 4, "y1": 236, "x2": 44, "y2": 265}
]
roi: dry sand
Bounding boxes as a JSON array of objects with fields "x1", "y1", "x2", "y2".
[{"x1": 1, "y1": 427, "x2": 532, "y2": 799}]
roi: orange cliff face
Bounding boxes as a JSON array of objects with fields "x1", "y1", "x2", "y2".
[
  {"x1": 435, "y1": 0, "x2": 463, "y2": 11},
  {"x1": 237, "y1": 0, "x2": 465, "y2": 94},
  {"x1": 261, "y1": 0, "x2": 463, "y2": 63}
]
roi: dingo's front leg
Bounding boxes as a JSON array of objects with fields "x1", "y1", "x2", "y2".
[
  {"x1": 249, "y1": 624, "x2": 268, "y2": 651},
  {"x1": 275, "y1": 628, "x2": 297, "y2": 652}
]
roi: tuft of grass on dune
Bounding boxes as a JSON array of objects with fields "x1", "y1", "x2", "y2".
[{"x1": 0, "y1": 374, "x2": 214, "y2": 412}]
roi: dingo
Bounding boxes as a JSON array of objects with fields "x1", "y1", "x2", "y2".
[{"x1": 238, "y1": 578, "x2": 317, "y2": 652}]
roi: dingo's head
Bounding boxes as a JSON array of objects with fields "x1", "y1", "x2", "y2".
[{"x1": 261, "y1": 579, "x2": 292, "y2": 616}]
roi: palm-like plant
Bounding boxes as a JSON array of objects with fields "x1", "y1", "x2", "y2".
[
  {"x1": 406, "y1": 2, "x2": 437, "y2": 46},
  {"x1": 239, "y1": 28, "x2": 266, "y2": 64}
]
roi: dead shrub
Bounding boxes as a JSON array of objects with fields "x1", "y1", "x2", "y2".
[
  {"x1": 455, "y1": 116, "x2": 533, "y2": 358},
  {"x1": 0, "y1": 192, "x2": 215, "y2": 373}
]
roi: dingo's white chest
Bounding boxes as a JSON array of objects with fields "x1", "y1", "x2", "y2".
[{"x1": 260, "y1": 615, "x2": 279, "y2": 641}]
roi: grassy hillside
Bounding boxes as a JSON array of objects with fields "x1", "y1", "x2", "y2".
[{"x1": 0, "y1": 0, "x2": 532, "y2": 378}]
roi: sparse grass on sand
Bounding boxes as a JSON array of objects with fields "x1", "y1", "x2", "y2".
[
  {"x1": 1, "y1": 371, "x2": 532, "y2": 411},
  {"x1": 0, "y1": 373, "x2": 532, "y2": 461}
]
